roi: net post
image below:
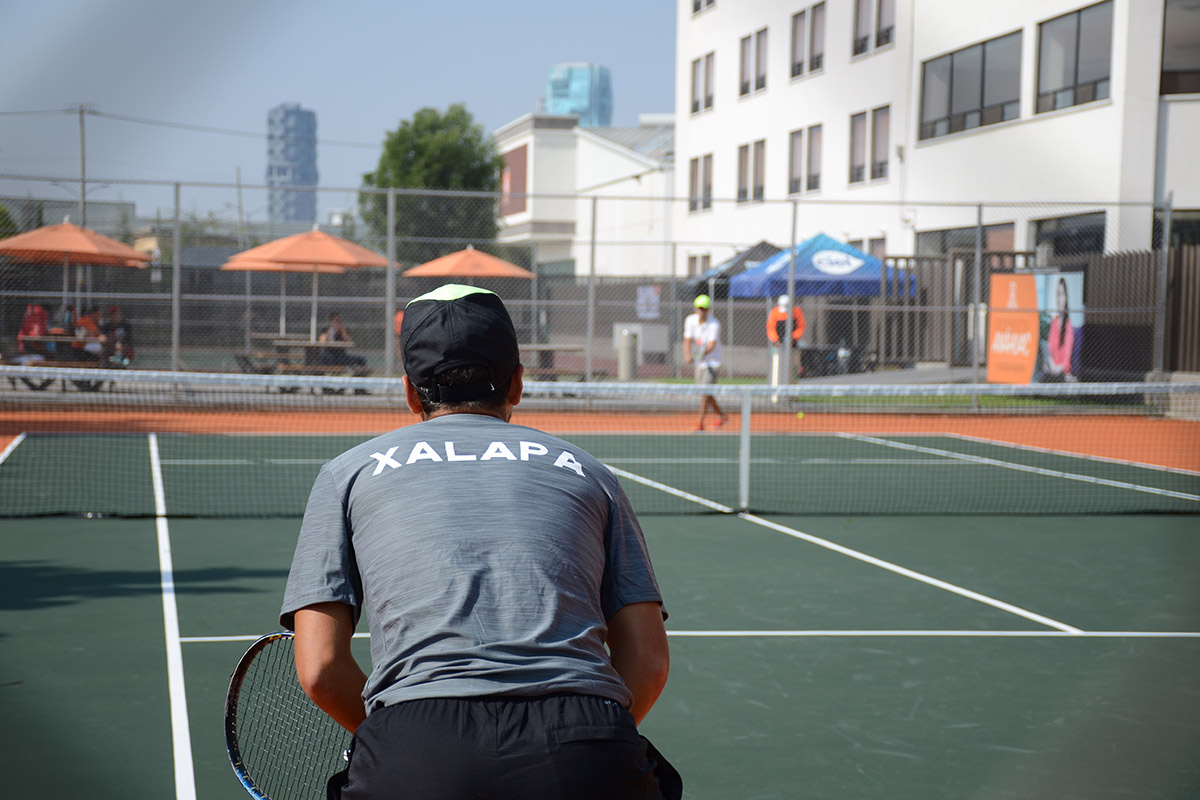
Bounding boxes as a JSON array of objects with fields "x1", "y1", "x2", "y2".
[{"x1": 738, "y1": 389, "x2": 752, "y2": 511}]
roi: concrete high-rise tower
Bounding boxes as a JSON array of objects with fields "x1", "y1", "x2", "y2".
[
  {"x1": 545, "y1": 63, "x2": 613, "y2": 127},
  {"x1": 266, "y1": 103, "x2": 318, "y2": 222}
]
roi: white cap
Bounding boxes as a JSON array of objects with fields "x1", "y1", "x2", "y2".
[{"x1": 777, "y1": 295, "x2": 790, "y2": 306}]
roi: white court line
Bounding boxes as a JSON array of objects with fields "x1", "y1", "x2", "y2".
[
  {"x1": 606, "y1": 465, "x2": 734, "y2": 513},
  {"x1": 157, "y1": 458, "x2": 326, "y2": 466},
  {"x1": 739, "y1": 512, "x2": 1083, "y2": 633},
  {"x1": 0, "y1": 432, "x2": 26, "y2": 465},
  {"x1": 944, "y1": 432, "x2": 1200, "y2": 478},
  {"x1": 840, "y1": 433, "x2": 1200, "y2": 503},
  {"x1": 607, "y1": 464, "x2": 1084, "y2": 634},
  {"x1": 604, "y1": 457, "x2": 963, "y2": 465},
  {"x1": 148, "y1": 434, "x2": 197, "y2": 800},
  {"x1": 181, "y1": 629, "x2": 1200, "y2": 643}
]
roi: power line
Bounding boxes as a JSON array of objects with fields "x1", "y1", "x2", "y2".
[{"x1": 1, "y1": 107, "x2": 381, "y2": 149}]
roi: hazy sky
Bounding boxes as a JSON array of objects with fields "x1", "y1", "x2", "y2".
[{"x1": 0, "y1": 0, "x2": 676, "y2": 219}]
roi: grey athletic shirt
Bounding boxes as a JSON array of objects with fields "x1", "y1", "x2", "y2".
[{"x1": 280, "y1": 413, "x2": 665, "y2": 713}]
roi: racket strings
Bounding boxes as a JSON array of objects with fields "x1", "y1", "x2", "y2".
[{"x1": 231, "y1": 635, "x2": 352, "y2": 800}]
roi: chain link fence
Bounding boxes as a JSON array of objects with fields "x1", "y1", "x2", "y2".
[{"x1": 1, "y1": 175, "x2": 1195, "y2": 383}]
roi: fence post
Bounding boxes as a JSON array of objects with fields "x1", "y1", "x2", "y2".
[
  {"x1": 972, "y1": 203, "x2": 983, "y2": 386},
  {"x1": 384, "y1": 189, "x2": 396, "y2": 379},
  {"x1": 738, "y1": 389, "x2": 752, "y2": 511},
  {"x1": 586, "y1": 196, "x2": 598, "y2": 382},
  {"x1": 530, "y1": 239, "x2": 539, "y2": 344},
  {"x1": 171, "y1": 182, "x2": 182, "y2": 373},
  {"x1": 1154, "y1": 192, "x2": 1173, "y2": 376},
  {"x1": 784, "y1": 200, "x2": 798, "y2": 385}
]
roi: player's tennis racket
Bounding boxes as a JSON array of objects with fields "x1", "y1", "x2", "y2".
[{"x1": 225, "y1": 631, "x2": 353, "y2": 800}]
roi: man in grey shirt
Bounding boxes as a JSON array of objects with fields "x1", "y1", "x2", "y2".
[{"x1": 281, "y1": 284, "x2": 679, "y2": 799}]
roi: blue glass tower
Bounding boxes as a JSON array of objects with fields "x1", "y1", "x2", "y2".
[
  {"x1": 267, "y1": 103, "x2": 318, "y2": 223},
  {"x1": 545, "y1": 63, "x2": 613, "y2": 127}
]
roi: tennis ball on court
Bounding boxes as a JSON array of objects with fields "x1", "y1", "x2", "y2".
[{"x1": 795, "y1": 411, "x2": 805, "y2": 420}]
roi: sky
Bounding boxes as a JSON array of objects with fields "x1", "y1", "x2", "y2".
[{"x1": 0, "y1": 0, "x2": 676, "y2": 221}]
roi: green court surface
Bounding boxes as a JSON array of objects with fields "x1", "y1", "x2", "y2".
[{"x1": 1, "y1": 432, "x2": 1198, "y2": 799}]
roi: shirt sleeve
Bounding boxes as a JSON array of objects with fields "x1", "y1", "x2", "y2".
[
  {"x1": 598, "y1": 470, "x2": 667, "y2": 622},
  {"x1": 279, "y1": 464, "x2": 363, "y2": 630}
]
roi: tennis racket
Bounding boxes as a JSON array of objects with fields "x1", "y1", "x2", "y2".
[{"x1": 225, "y1": 631, "x2": 353, "y2": 800}]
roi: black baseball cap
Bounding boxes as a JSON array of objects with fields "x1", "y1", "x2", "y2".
[{"x1": 401, "y1": 284, "x2": 520, "y2": 403}]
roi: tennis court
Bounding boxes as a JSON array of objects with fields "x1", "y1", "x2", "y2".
[{"x1": 1, "y1": 374, "x2": 1198, "y2": 799}]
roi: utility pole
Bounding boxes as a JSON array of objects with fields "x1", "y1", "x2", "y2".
[{"x1": 78, "y1": 105, "x2": 87, "y2": 228}]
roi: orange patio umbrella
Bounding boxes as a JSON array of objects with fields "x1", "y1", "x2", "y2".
[
  {"x1": 404, "y1": 245, "x2": 534, "y2": 279},
  {"x1": 0, "y1": 218, "x2": 152, "y2": 311},
  {"x1": 221, "y1": 227, "x2": 387, "y2": 339}
]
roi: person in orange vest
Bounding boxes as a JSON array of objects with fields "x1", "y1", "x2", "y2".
[{"x1": 766, "y1": 295, "x2": 805, "y2": 378}]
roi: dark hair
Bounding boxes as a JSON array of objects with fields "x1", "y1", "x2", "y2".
[
  {"x1": 415, "y1": 364, "x2": 512, "y2": 416},
  {"x1": 1056, "y1": 277, "x2": 1070, "y2": 347}
]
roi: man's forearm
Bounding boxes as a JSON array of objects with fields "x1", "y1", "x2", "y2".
[
  {"x1": 607, "y1": 602, "x2": 670, "y2": 725},
  {"x1": 294, "y1": 604, "x2": 369, "y2": 733}
]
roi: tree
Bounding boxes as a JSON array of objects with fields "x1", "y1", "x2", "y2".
[
  {"x1": 359, "y1": 104, "x2": 504, "y2": 265},
  {"x1": 0, "y1": 204, "x2": 16, "y2": 240}
]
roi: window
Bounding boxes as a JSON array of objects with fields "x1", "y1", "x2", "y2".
[
  {"x1": 788, "y1": 129, "x2": 804, "y2": 194},
  {"x1": 691, "y1": 53, "x2": 715, "y2": 113},
  {"x1": 752, "y1": 139, "x2": 766, "y2": 201},
  {"x1": 849, "y1": 113, "x2": 867, "y2": 184},
  {"x1": 688, "y1": 158, "x2": 700, "y2": 212},
  {"x1": 855, "y1": 0, "x2": 895, "y2": 54},
  {"x1": 806, "y1": 124, "x2": 822, "y2": 190},
  {"x1": 810, "y1": 3, "x2": 826, "y2": 71},
  {"x1": 704, "y1": 53, "x2": 714, "y2": 109},
  {"x1": 737, "y1": 144, "x2": 750, "y2": 202},
  {"x1": 689, "y1": 155, "x2": 713, "y2": 213},
  {"x1": 740, "y1": 36, "x2": 752, "y2": 96},
  {"x1": 854, "y1": 0, "x2": 872, "y2": 55},
  {"x1": 687, "y1": 253, "x2": 712, "y2": 276},
  {"x1": 1038, "y1": 2, "x2": 1112, "y2": 112},
  {"x1": 871, "y1": 105, "x2": 889, "y2": 180},
  {"x1": 920, "y1": 31, "x2": 1021, "y2": 140},
  {"x1": 1033, "y1": 212, "x2": 1105, "y2": 256},
  {"x1": 741, "y1": 29, "x2": 768, "y2": 96},
  {"x1": 756, "y1": 29, "x2": 769, "y2": 91},
  {"x1": 791, "y1": 11, "x2": 806, "y2": 77},
  {"x1": 1162, "y1": 0, "x2": 1200, "y2": 94},
  {"x1": 868, "y1": 237, "x2": 887, "y2": 259},
  {"x1": 876, "y1": 0, "x2": 895, "y2": 47},
  {"x1": 691, "y1": 0, "x2": 714, "y2": 14}
]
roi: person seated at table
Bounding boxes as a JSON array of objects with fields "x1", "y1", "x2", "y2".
[
  {"x1": 102, "y1": 305, "x2": 133, "y2": 366},
  {"x1": 71, "y1": 307, "x2": 107, "y2": 362},
  {"x1": 15, "y1": 303, "x2": 49, "y2": 365},
  {"x1": 317, "y1": 311, "x2": 368, "y2": 373}
]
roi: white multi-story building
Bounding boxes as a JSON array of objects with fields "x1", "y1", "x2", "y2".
[
  {"x1": 495, "y1": 113, "x2": 675, "y2": 277},
  {"x1": 674, "y1": 0, "x2": 1200, "y2": 274}
]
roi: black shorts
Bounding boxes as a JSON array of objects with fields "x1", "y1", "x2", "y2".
[{"x1": 331, "y1": 694, "x2": 681, "y2": 800}]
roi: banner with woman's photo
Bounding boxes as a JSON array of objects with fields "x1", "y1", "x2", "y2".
[{"x1": 987, "y1": 272, "x2": 1085, "y2": 384}]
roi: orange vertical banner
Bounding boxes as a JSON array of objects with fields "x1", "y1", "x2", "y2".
[{"x1": 987, "y1": 274, "x2": 1038, "y2": 384}]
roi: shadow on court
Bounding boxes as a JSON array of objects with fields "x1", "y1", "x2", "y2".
[{"x1": 0, "y1": 560, "x2": 288, "y2": 614}]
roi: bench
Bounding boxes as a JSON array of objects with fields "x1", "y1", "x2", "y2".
[
  {"x1": 523, "y1": 367, "x2": 579, "y2": 381},
  {"x1": 14, "y1": 360, "x2": 125, "y2": 392}
]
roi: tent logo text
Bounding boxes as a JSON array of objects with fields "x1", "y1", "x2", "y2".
[{"x1": 811, "y1": 250, "x2": 864, "y2": 276}]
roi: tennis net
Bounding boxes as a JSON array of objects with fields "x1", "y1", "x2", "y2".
[{"x1": 1, "y1": 364, "x2": 1197, "y2": 518}]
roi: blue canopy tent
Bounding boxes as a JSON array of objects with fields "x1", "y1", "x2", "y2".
[{"x1": 729, "y1": 233, "x2": 908, "y2": 298}]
